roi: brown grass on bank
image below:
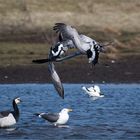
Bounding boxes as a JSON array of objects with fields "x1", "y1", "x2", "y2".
[
  {"x1": 0, "y1": 0, "x2": 139, "y2": 66},
  {"x1": 0, "y1": 0, "x2": 140, "y2": 32}
]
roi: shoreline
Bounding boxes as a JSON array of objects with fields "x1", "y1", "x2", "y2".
[
  {"x1": 0, "y1": 82, "x2": 139, "y2": 85},
  {"x1": 0, "y1": 55, "x2": 139, "y2": 84}
]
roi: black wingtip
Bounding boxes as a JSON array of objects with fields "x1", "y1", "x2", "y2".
[
  {"x1": 57, "y1": 89, "x2": 64, "y2": 99},
  {"x1": 53, "y1": 23, "x2": 66, "y2": 32},
  {"x1": 61, "y1": 92, "x2": 64, "y2": 99},
  {"x1": 57, "y1": 88, "x2": 64, "y2": 99},
  {"x1": 55, "y1": 23, "x2": 65, "y2": 26},
  {"x1": 32, "y1": 59, "x2": 50, "y2": 64}
]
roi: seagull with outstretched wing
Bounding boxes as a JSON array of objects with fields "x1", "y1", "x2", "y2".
[
  {"x1": 48, "y1": 62, "x2": 64, "y2": 99},
  {"x1": 53, "y1": 23, "x2": 105, "y2": 65},
  {"x1": 33, "y1": 23, "x2": 105, "y2": 65},
  {"x1": 32, "y1": 23, "x2": 113, "y2": 99}
]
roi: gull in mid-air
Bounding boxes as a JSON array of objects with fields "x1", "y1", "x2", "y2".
[
  {"x1": 32, "y1": 23, "x2": 113, "y2": 99},
  {"x1": 33, "y1": 23, "x2": 106, "y2": 65}
]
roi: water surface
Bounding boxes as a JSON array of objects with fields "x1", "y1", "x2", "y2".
[{"x1": 0, "y1": 84, "x2": 140, "y2": 139}]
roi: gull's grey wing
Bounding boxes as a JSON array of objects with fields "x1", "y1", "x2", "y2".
[
  {"x1": 55, "y1": 51, "x2": 82, "y2": 62},
  {"x1": 53, "y1": 23, "x2": 78, "y2": 40},
  {"x1": 53, "y1": 23, "x2": 89, "y2": 53},
  {"x1": 63, "y1": 40, "x2": 75, "y2": 49},
  {"x1": 53, "y1": 23, "x2": 82, "y2": 47},
  {"x1": 48, "y1": 62, "x2": 64, "y2": 99},
  {"x1": 32, "y1": 51, "x2": 82, "y2": 64},
  {"x1": 0, "y1": 110, "x2": 10, "y2": 118},
  {"x1": 79, "y1": 34, "x2": 94, "y2": 44},
  {"x1": 41, "y1": 113, "x2": 59, "y2": 123}
]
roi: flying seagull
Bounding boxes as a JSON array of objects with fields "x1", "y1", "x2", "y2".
[
  {"x1": 0, "y1": 97, "x2": 21, "y2": 128},
  {"x1": 32, "y1": 23, "x2": 113, "y2": 99},
  {"x1": 35, "y1": 108, "x2": 72, "y2": 126},
  {"x1": 32, "y1": 23, "x2": 106, "y2": 65},
  {"x1": 53, "y1": 23, "x2": 105, "y2": 65}
]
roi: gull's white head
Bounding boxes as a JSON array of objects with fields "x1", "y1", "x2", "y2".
[{"x1": 60, "y1": 108, "x2": 73, "y2": 114}]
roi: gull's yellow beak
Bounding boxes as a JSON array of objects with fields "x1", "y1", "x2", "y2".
[{"x1": 68, "y1": 109, "x2": 73, "y2": 112}]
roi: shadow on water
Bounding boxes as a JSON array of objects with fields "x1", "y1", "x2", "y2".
[{"x1": 0, "y1": 84, "x2": 140, "y2": 139}]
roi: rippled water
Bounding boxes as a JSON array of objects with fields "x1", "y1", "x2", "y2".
[{"x1": 0, "y1": 84, "x2": 140, "y2": 139}]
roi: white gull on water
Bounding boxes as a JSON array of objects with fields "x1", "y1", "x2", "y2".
[
  {"x1": 35, "y1": 108, "x2": 72, "y2": 126},
  {"x1": 82, "y1": 85, "x2": 104, "y2": 98}
]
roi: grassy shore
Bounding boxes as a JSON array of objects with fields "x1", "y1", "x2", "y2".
[
  {"x1": 0, "y1": 30, "x2": 139, "y2": 66},
  {"x1": 0, "y1": 0, "x2": 140, "y2": 66},
  {"x1": 0, "y1": 0, "x2": 139, "y2": 83}
]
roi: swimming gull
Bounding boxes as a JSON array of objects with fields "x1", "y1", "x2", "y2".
[
  {"x1": 35, "y1": 108, "x2": 72, "y2": 126},
  {"x1": 82, "y1": 85, "x2": 104, "y2": 97}
]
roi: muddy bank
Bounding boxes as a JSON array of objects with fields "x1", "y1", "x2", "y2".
[{"x1": 0, "y1": 55, "x2": 139, "y2": 84}]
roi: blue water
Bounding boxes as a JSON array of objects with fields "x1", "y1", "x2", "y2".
[{"x1": 0, "y1": 84, "x2": 140, "y2": 139}]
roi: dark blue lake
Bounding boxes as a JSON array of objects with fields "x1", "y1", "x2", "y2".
[{"x1": 0, "y1": 84, "x2": 140, "y2": 139}]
